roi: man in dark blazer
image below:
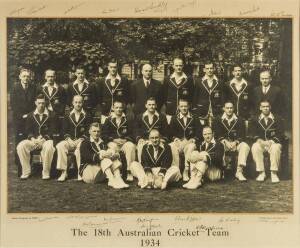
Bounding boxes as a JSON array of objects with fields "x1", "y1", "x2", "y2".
[
  {"x1": 250, "y1": 100, "x2": 284, "y2": 183},
  {"x1": 252, "y1": 70, "x2": 285, "y2": 116},
  {"x1": 96, "y1": 59, "x2": 130, "y2": 121},
  {"x1": 213, "y1": 102, "x2": 250, "y2": 181},
  {"x1": 183, "y1": 126, "x2": 225, "y2": 189},
  {"x1": 67, "y1": 66, "x2": 98, "y2": 117},
  {"x1": 79, "y1": 122, "x2": 129, "y2": 188},
  {"x1": 193, "y1": 61, "x2": 224, "y2": 124},
  {"x1": 37, "y1": 69, "x2": 67, "y2": 117},
  {"x1": 134, "y1": 97, "x2": 168, "y2": 163},
  {"x1": 16, "y1": 94, "x2": 57, "y2": 180},
  {"x1": 162, "y1": 58, "x2": 194, "y2": 123},
  {"x1": 224, "y1": 64, "x2": 253, "y2": 120},
  {"x1": 11, "y1": 68, "x2": 37, "y2": 144},
  {"x1": 169, "y1": 98, "x2": 204, "y2": 181},
  {"x1": 130, "y1": 64, "x2": 163, "y2": 115},
  {"x1": 102, "y1": 101, "x2": 136, "y2": 181},
  {"x1": 130, "y1": 129, "x2": 181, "y2": 189},
  {"x1": 56, "y1": 95, "x2": 92, "y2": 182}
]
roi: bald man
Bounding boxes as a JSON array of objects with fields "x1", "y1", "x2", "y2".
[{"x1": 130, "y1": 64, "x2": 163, "y2": 116}]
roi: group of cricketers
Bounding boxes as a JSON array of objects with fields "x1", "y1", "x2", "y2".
[{"x1": 11, "y1": 57, "x2": 286, "y2": 190}]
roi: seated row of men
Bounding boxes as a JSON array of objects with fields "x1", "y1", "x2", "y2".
[{"x1": 16, "y1": 93, "x2": 284, "y2": 189}]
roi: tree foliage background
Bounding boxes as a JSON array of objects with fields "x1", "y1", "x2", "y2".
[{"x1": 7, "y1": 18, "x2": 291, "y2": 88}]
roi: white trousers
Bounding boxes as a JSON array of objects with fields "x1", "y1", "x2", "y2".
[
  {"x1": 17, "y1": 139, "x2": 55, "y2": 177},
  {"x1": 169, "y1": 139, "x2": 196, "y2": 168},
  {"x1": 130, "y1": 161, "x2": 182, "y2": 187},
  {"x1": 251, "y1": 142, "x2": 282, "y2": 172},
  {"x1": 56, "y1": 139, "x2": 82, "y2": 171},
  {"x1": 82, "y1": 158, "x2": 121, "y2": 184},
  {"x1": 108, "y1": 141, "x2": 136, "y2": 171},
  {"x1": 224, "y1": 141, "x2": 250, "y2": 166}
]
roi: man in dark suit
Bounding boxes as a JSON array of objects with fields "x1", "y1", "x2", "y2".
[
  {"x1": 102, "y1": 101, "x2": 136, "y2": 181},
  {"x1": 224, "y1": 64, "x2": 253, "y2": 120},
  {"x1": 183, "y1": 126, "x2": 225, "y2": 189},
  {"x1": 16, "y1": 94, "x2": 57, "y2": 180},
  {"x1": 193, "y1": 61, "x2": 224, "y2": 125},
  {"x1": 134, "y1": 97, "x2": 168, "y2": 162},
  {"x1": 67, "y1": 66, "x2": 98, "y2": 117},
  {"x1": 130, "y1": 129, "x2": 181, "y2": 189},
  {"x1": 250, "y1": 100, "x2": 284, "y2": 183},
  {"x1": 37, "y1": 69, "x2": 67, "y2": 117},
  {"x1": 130, "y1": 64, "x2": 163, "y2": 115},
  {"x1": 96, "y1": 59, "x2": 130, "y2": 121},
  {"x1": 252, "y1": 70, "x2": 285, "y2": 116},
  {"x1": 11, "y1": 68, "x2": 37, "y2": 144},
  {"x1": 162, "y1": 58, "x2": 194, "y2": 123},
  {"x1": 169, "y1": 98, "x2": 204, "y2": 182},
  {"x1": 79, "y1": 122, "x2": 129, "y2": 188},
  {"x1": 56, "y1": 95, "x2": 92, "y2": 182},
  {"x1": 213, "y1": 102, "x2": 250, "y2": 181}
]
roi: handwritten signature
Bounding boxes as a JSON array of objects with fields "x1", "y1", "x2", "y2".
[
  {"x1": 134, "y1": 1, "x2": 168, "y2": 13},
  {"x1": 173, "y1": 0, "x2": 197, "y2": 14},
  {"x1": 136, "y1": 217, "x2": 160, "y2": 230},
  {"x1": 239, "y1": 5, "x2": 260, "y2": 15},
  {"x1": 27, "y1": 5, "x2": 47, "y2": 15},
  {"x1": 64, "y1": 2, "x2": 85, "y2": 15}
]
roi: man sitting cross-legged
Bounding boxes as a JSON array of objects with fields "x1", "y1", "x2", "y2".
[
  {"x1": 130, "y1": 129, "x2": 182, "y2": 190},
  {"x1": 79, "y1": 122, "x2": 129, "y2": 189},
  {"x1": 183, "y1": 126, "x2": 225, "y2": 189}
]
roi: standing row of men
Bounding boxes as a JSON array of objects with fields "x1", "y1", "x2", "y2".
[{"x1": 11, "y1": 57, "x2": 286, "y2": 189}]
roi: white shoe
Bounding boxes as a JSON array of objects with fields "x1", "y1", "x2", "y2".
[
  {"x1": 77, "y1": 175, "x2": 83, "y2": 181},
  {"x1": 138, "y1": 177, "x2": 148, "y2": 189},
  {"x1": 161, "y1": 180, "x2": 167, "y2": 190},
  {"x1": 57, "y1": 171, "x2": 67, "y2": 182},
  {"x1": 116, "y1": 177, "x2": 129, "y2": 188},
  {"x1": 256, "y1": 172, "x2": 266, "y2": 182},
  {"x1": 182, "y1": 168, "x2": 190, "y2": 182},
  {"x1": 186, "y1": 179, "x2": 202, "y2": 189},
  {"x1": 126, "y1": 172, "x2": 134, "y2": 182},
  {"x1": 42, "y1": 175, "x2": 50, "y2": 180},
  {"x1": 271, "y1": 172, "x2": 280, "y2": 183},
  {"x1": 235, "y1": 171, "x2": 247, "y2": 181},
  {"x1": 20, "y1": 174, "x2": 30, "y2": 180},
  {"x1": 183, "y1": 178, "x2": 194, "y2": 188}
]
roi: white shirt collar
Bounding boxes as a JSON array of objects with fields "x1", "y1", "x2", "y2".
[
  {"x1": 262, "y1": 85, "x2": 270, "y2": 91},
  {"x1": 179, "y1": 112, "x2": 191, "y2": 119},
  {"x1": 110, "y1": 112, "x2": 126, "y2": 119},
  {"x1": 106, "y1": 73, "x2": 121, "y2": 81},
  {"x1": 90, "y1": 137, "x2": 103, "y2": 145},
  {"x1": 143, "y1": 110, "x2": 159, "y2": 117},
  {"x1": 70, "y1": 108, "x2": 86, "y2": 116},
  {"x1": 74, "y1": 78, "x2": 89, "y2": 85},
  {"x1": 143, "y1": 77, "x2": 151, "y2": 83},
  {"x1": 151, "y1": 142, "x2": 164, "y2": 150},
  {"x1": 170, "y1": 72, "x2": 187, "y2": 80},
  {"x1": 202, "y1": 138, "x2": 216, "y2": 146},
  {"x1": 34, "y1": 108, "x2": 49, "y2": 116},
  {"x1": 221, "y1": 113, "x2": 238, "y2": 121},
  {"x1": 259, "y1": 112, "x2": 274, "y2": 120},
  {"x1": 43, "y1": 82, "x2": 58, "y2": 88},
  {"x1": 230, "y1": 78, "x2": 247, "y2": 86},
  {"x1": 21, "y1": 82, "x2": 29, "y2": 88},
  {"x1": 203, "y1": 74, "x2": 218, "y2": 81}
]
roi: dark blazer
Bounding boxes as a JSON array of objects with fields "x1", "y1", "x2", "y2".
[
  {"x1": 223, "y1": 79, "x2": 253, "y2": 119},
  {"x1": 79, "y1": 138, "x2": 107, "y2": 176},
  {"x1": 248, "y1": 114, "x2": 284, "y2": 144},
  {"x1": 67, "y1": 81, "x2": 98, "y2": 115},
  {"x1": 141, "y1": 143, "x2": 173, "y2": 175},
  {"x1": 96, "y1": 76, "x2": 130, "y2": 115},
  {"x1": 192, "y1": 76, "x2": 224, "y2": 118},
  {"x1": 169, "y1": 113, "x2": 204, "y2": 143},
  {"x1": 162, "y1": 75, "x2": 194, "y2": 115},
  {"x1": 134, "y1": 112, "x2": 169, "y2": 143},
  {"x1": 213, "y1": 116, "x2": 246, "y2": 143},
  {"x1": 102, "y1": 115, "x2": 134, "y2": 143},
  {"x1": 130, "y1": 78, "x2": 163, "y2": 115},
  {"x1": 25, "y1": 110, "x2": 58, "y2": 140},
  {"x1": 252, "y1": 85, "x2": 285, "y2": 116},
  {"x1": 199, "y1": 140, "x2": 225, "y2": 169},
  {"x1": 37, "y1": 83, "x2": 67, "y2": 116},
  {"x1": 62, "y1": 110, "x2": 92, "y2": 140},
  {"x1": 11, "y1": 82, "x2": 37, "y2": 123}
]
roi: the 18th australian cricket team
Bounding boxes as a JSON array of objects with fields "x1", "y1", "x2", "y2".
[{"x1": 12, "y1": 57, "x2": 286, "y2": 190}]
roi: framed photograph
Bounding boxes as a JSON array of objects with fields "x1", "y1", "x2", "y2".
[{"x1": 1, "y1": 0, "x2": 299, "y2": 247}]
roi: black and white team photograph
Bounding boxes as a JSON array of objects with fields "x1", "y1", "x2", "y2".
[{"x1": 6, "y1": 18, "x2": 293, "y2": 213}]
